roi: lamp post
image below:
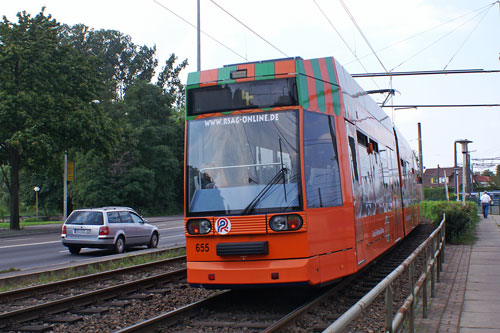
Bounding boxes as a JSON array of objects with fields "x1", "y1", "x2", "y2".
[
  {"x1": 34, "y1": 186, "x2": 40, "y2": 221},
  {"x1": 455, "y1": 139, "x2": 472, "y2": 205}
]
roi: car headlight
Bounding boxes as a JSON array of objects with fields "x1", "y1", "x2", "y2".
[
  {"x1": 269, "y1": 214, "x2": 303, "y2": 232},
  {"x1": 186, "y1": 219, "x2": 212, "y2": 235}
]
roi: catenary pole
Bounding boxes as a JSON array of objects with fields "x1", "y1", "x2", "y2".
[
  {"x1": 197, "y1": 0, "x2": 201, "y2": 71},
  {"x1": 63, "y1": 152, "x2": 68, "y2": 220}
]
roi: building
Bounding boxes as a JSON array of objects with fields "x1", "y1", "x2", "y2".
[
  {"x1": 423, "y1": 167, "x2": 463, "y2": 188},
  {"x1": 473, "y1": 175, "x2": 492, "y2": 187}
]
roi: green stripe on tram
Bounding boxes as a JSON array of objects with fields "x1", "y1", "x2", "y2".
[
  {"x1": 310, "y1": 59, "x2": 326, "y2": 112},
  {"x1": 187, "y1": 72, "x2": 201, "y2": 86},
  {"x1": 255, "y1": 62, "x2": 275, "y2": 80},
  {"x1": 218, "y1": 66, "x2": 237, "y2": 84},
  {"x1": 325, "y1": 58, "x2": 341, "y2": 116},
  {"x1": 295, "y1": 59, "x2": 309, "y2": 109}
]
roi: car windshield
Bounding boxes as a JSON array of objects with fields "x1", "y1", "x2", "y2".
[
  {"x1": 66, "y1": 211, "x2": 104, "y2": 225},
  {"x1": 186, "y1": 110, "x2": 301, "y2": 215}
]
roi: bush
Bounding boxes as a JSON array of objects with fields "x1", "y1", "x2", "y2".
[
  {"x1": 420, "y1": 200, "x2": 478, "y2": 244},
  {"x1": 424, "y1": 187, "x2": 457, "y2": 201}
]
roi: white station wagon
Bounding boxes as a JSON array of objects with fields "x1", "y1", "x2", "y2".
[{"x1": 61, "y1": 207, "x2": 159, "y2": 254}]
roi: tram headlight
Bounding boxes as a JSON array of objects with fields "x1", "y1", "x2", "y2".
[
  {"x1": 269, "y1": 214, "x2": 303, "y2": 232},
  {"x1": 186, "y1": 219, "x2": 212, "y2": 235}
]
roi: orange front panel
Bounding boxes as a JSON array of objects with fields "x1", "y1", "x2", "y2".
[
  {"x1": 319, "y1": 249, "x2": 356, "y2": 283},
  {"x1": 306, "y1": 207, "x2": 355, "y2": 256},
  {"x1": 186, "y1": 232, "x2": 310, "y2": 262},
  {"x1": 187, "y1": 256, "x2": 321, "y2": 286},
  {"x1": 214, "y1": 215, "x2": 267, "y2": 235}
]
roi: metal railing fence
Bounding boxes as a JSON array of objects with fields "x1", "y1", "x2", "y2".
[{"x1": 323, "y1": 215, "x2": 446, "y2": 333}]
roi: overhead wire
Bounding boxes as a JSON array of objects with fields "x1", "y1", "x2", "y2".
[
  {"x1": 209, "y1": 0, "x2": 289, "y2": 58},
  {"x1": 443, "y1": 7, "x2": 492, "y2": 70},
  {"x1": 152, "y1": 0, "x2": 247, "y2": 61},
  {"x1": 338, "y1": 0, "x2": 388, "y2": 73},
  {"x1": 344, "y1": 2, "x2": 498, "y2": 66},
  {"x1": 390, "y1": 5, "x2": 493, "y2": 71},
  {"x1": 312, "y1": 0, "x2": 380, "y2": 88}
]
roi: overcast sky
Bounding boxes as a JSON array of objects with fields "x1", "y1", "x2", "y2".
[{"x1": 4, "y1": 0, "x2": 500, "y2": 172}]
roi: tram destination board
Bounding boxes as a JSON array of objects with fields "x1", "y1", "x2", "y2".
[{"x1": 187, "y1": 78, "x2": 298, "y2": 115}]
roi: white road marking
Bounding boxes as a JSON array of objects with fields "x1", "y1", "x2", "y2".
[
  {"x1": 158, "y1": 226, "x2": 184, "y2": 231},
  {"x1": 3, "y1": 237, "x2": 35, "y2": 242},
  {"x1": 160, "y1": 235, "x2": 185, "y2": 239},
  {"x1": 0, "y1": 240, "x2": 61, "y2": 249}
]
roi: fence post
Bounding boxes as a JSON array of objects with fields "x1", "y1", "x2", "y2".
[
  {"x1": 431, "y1": 238, "x2": 436, "y2": 298},
  {"x1": 409, "y1": 262, "x2": 415, "y2": 332},
  {"x1": 423, "y1": 245, "x2": 429, "y2": 318},
  {"x1": 422, "y1": 275, "x2": 428, "y2": 318},
  {"x1": 385, "y1": 285, "x2": 393, "y2": 333}
]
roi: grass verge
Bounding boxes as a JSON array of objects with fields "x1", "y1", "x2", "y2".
[
  {"x1": 0, "y1": 221, "x2": 62, "y2": 229},
  {"x1": 0, "y1": 247, "x2": 186, "y2": 292}
]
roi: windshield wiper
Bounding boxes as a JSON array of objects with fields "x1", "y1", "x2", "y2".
[{"x1": 241, "y1": 167, "x2": 288, "y2": 215}]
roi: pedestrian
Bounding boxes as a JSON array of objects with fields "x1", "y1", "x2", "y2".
[{"x1": 480, "y1": 191, "x2": 492, "y2": 218}]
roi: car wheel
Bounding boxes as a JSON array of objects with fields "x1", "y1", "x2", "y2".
[
  {"x1": 148, "y1": 232, "x2": 159, "y2": 248},
  {"x1": 68, "y1": 246, "x2": 81, "y2": 254},
  {"x1": 114, "y1": 236, "x2": 125, "y2": 254}
]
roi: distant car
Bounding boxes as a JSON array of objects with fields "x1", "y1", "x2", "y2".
[{"x1": 61, "y1": 207, "x2": 159, "y2": 254}]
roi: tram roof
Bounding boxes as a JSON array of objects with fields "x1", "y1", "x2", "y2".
[{"x1": 186, "y1": 57, "x2": 394, "y2": 133}]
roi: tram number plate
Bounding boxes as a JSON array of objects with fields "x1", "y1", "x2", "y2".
[{"x1": 195, "y1": 243, "x2": 209, "y2": 252}]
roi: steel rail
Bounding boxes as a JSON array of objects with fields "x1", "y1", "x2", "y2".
[
  {"x1": 115, "y1": 222, "x2": 435, "y2": 332},
  {"x1": 263, "y1": 276, "x2": 355, "y2": 332},
  {"x1": 0, "y1": 246, "x2": 186, "y2": 290},
  {"x1": 0, "y1": 255, "x2": 186, "y2": 301},
  {"x1": 0, "y1": 268, "x2": 187, "y2": 330},
  {"x1": 115, "y1": 290, "x2": 232, "y2": 333}
]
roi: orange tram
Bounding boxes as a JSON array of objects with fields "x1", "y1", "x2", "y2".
[{"x1": 184, "y1": 57, "x2": 420, "y2": 288}]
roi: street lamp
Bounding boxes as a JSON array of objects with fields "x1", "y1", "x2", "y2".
[
  {"x1": 455, "y1": 139, "x2": 473, "y2": 205},
  {"x1": 34, "y1": 186, "x2": 40, "y2": 221}
]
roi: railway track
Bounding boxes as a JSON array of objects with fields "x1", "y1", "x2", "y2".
[
  {"x1": 0, "y1": 256, "x2": 186, "y2": 313},
  {"x1": 0, "y1": 222, "x2": 435, "y2": 332},
  {"x1": 115, "y1": 222, "x2": 435, "y2": 332},
  {"x1": 0, "y1": 256, "x2": 199, "y2": 332}
]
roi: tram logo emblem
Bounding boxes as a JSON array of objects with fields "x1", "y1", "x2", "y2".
[{"x1": 215, "y1": 218, "x2": 231, "y2": 235}]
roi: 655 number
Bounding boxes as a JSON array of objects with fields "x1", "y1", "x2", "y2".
[{"x1": 195, "y1": 243, "x2": 209, "y2": 252}]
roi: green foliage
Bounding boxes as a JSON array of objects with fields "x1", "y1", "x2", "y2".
[
  {"x1": 0, "y1": 9, "x2": 116, "y2": 229},
  {"x1": 70, "y1": 81, "x2": 184, "y2": 214},
  {"x1": 420, "y1": 200, "x2": 479, "y2": 244},
  {"x1": 1, "y1": 9, "x2": 187, "y2": 224},
  {"x1": 423, "y1": 187, "x2": 457, "y2": 201},
  {"x1": 60, "y1": 24, "x2": 158, "y2": 100}
]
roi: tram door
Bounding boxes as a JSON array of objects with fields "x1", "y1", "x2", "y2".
[{"x1": 345, "y1": 121, "x2": 366, "y2": 266}]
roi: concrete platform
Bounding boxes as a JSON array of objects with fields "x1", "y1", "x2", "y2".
[{"x1": 416, "y1": 214, "x2": 500, "y2": 332}]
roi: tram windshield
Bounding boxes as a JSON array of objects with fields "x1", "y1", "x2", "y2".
[{"x1": 186, "y1": 110, "x2": 301, "y2": 215}]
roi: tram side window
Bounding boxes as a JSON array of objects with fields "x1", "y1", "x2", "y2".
[
  {"x1": 357, "y1": 131, "x2": 375, "y2": 216},
  {"x1": 348, "y1": 136, "x2": 359, "y2": 182},
  {"x1": 304, "y1": 111, "x2": 342, "y2": 208}
]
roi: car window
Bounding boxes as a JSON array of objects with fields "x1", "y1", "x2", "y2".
[
  {"x1": 130, "y1": 213, "x2": 144, "y2": 224},
  {"x1": 66, "y1": 211, "x2": 104, "y2": 225},
  {"x1": 119, "y1": 212, "x2": 133, "y2": 223},
  {"x1": 107, "y1": 212, "x2": 121, "y2": 224}
]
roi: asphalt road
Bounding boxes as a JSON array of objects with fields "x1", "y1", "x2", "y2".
[{"x1": 0, "y1": 216, "x2": 186, "y2": 272}]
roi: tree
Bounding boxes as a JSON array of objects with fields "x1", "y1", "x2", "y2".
[
  {"x1": 0, "y1": 9, "x2": 116, "y2": 229},
  {"x1": 157, "y1": 54, "x2": 188, "y2": 112},
  {"x1": 60, "y1": 24, "x2": 158, "y2": 101},
  {"x1": 495, "y1": 165, "x2": 500, "y2": 186}
]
